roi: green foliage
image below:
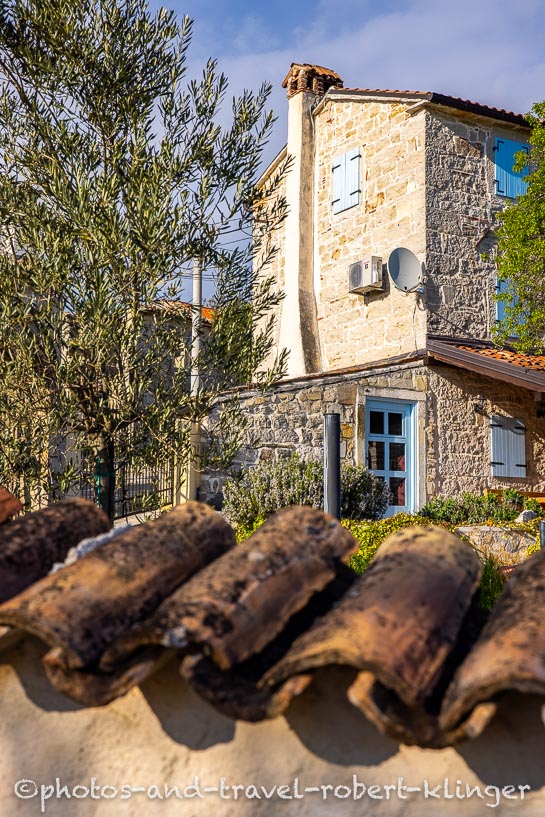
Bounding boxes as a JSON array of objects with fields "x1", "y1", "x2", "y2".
[
  {"x1": 495, "y1": 100, "x2": 545, "y2": 350},
  {"x1": 222, "y1": 453, "x2": 390, "y2": 529},
  {"x1": 479, "y1": 556, "x2": 507, "y2": 612},
  {"x1": 234, "y1": 516, "x2": 265, "y2": 544},
  {"x1": 0, "y1": 0, "x2": 288, "y2": 516},
  {"x1": 346, "y1": 513, "x2": 507, "y2": 611},
  {"x1": 344, "y1": 514, "x2": 429, "y2": 574},
  {"x1": 419, "y1": 489, "x2": 542, "y2": 525},
  {"x1": 523, "y1": 497, "x2": 543, "y2": 516},
  {"x1": 341, "y1": 463, "x2": 391, "y2": 521}
]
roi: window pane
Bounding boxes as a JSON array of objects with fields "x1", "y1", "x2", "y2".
[
  {"x1": 369, "y1": 411, "x2": 384, "y2": 435},
  {"x1": 388, "y1": 412, "x2": 403, "y2": 436},
  {"x1": 389, "y1": 443, "x2": 406, "y2": 471},
  {"x1": 367, "y1": 440, "x2": 385, "y2": 471},
  {"x1": 390, "y1": 477, "x2": 406, "y2": 506}
]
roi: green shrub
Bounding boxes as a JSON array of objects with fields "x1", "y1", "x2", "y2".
[
  {"x1": 344, "y1": 514, "x2": 430, "y2": 573},
  {"x1": 223, "y1": 453, "x2": 389, "y2": 529},
  {"x1": 418, "y1": 495, "x2": 468, "y2": 525},
  {"x1": 341, "y1": 464, "x2": 390, "y2": 521},
  {"x1": 419, "y1": 489, "x2": 542, "y2": 526},
  {"x1": 346, "y1": 513, "x2": 507, "y2": 611},
  {"x1": 234, "y1": 517, "x2": 264, "y2": 544},
  {"x1": 524, "y1": 497, "x2": 543, "y2": 516}
]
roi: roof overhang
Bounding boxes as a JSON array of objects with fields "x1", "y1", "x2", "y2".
[
  {"x1": 314, "y1": 88, "x2": 529, "y2": 130},
  {"x1": 427, "y1": 338, "x2": 545, "y2": 393}
]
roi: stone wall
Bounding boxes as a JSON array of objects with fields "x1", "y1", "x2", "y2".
[
  {"x1": 202, "y1": 361, "x2": 545, "y2": 511},
  {"x1": 254, "y1": 148, "x2": 288, "y2": 374},
  {"x1": 427, "y1": 363, "x2": 545, "y2": 496},
  {"x1": 261, "y1": 84, "x2": 531, "y2": 376},
  {"x1": 312, "y1": 96, "x2": 427, "y2": 371},
  {"x1": 424, "y1": 109, "x2": 529, "y2": 339},
  {"x1": 201, "y1": 360, "x2": 429, "y2": 509},
  {"x1": 456, "y1": 525, "x2": 535, "y2": 565}
]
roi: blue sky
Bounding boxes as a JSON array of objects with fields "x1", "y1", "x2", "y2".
[
  {"x1": 152, "y1": 0, "x2": 545, "y2": 164},
  {"x1": 147, "y1": 0, "x2": 545, "y2": 298}
]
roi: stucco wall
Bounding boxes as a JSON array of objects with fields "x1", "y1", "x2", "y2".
[
  {"x1": 2, "y1": 636, "x2": 545, "y2": 817},
  {"x1": 254, "y1": 150, "x2": 288, "y2": 374},
  {"x1": 313, "y1": 97, "x2": 427, "y2": 371},
  {"x1": 424, "y1": 109, "x2": 529, "y2": 340}
]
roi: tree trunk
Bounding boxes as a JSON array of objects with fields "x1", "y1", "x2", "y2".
[{"x1": 96, "y1": 437, "x2": 116, "y2": 521}]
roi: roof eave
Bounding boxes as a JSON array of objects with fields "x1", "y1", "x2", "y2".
[
  {"x1": 427, "y1": 339, "x2": 545, "y2": 393},
  {"x1": 318, "y1": 88, "x2": 529, "y2": 129}
]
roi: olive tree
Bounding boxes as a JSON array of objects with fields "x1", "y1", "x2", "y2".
[{"x1": 0, "y1": 0, "x2": 288, "y2": 517}]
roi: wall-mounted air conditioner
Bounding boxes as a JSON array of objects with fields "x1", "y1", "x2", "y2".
[{"x1": 348, "y1": 256, "x2": 383, "y2": 294}]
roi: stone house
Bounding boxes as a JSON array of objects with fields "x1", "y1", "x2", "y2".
[{"x1": 202, "y1": 62, "x2": 545, "y2": 516}]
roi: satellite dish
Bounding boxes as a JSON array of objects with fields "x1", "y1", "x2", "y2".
[{"x1": 387, "y1": 247, "x2": 422, "y2": 292}]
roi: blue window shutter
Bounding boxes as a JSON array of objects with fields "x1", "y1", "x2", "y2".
[
  {"x1": 494, "y1": 138, "x2": 529, "y2": 198},
  {"x1": 496, "y1": 277, "x2": 520, "y2": 336},
  {"x1": 490, "y1": 415, "x2": 527, "y2": 478},
  {"x1": 496, "y1": 278, "x2": 507, "y2": 323},
  {"x1": 332, "y1": 149, "x2": 361, "y2": 213},
  {"x1": 346, "y1": 148, "x2": 361, "y2": 208},
  {"x1": 332, "y1": 154, "x2": 345, "y2": 214}
]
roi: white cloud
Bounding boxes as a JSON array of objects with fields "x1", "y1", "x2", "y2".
[{"x1": 184, "y1": 0, "x2": 545, "y2": 164}]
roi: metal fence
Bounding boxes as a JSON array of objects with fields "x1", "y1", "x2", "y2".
[{"x1": 78, "y1": 455, "x2": 174, "y2": 519}]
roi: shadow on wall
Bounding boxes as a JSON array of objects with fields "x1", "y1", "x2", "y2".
[
  {"x1": 285, "y1": 665, "x2": 398, "y2": 766},
  {"x1": 3, "y1": 637, "x2": 545, "y2": 798},
  {"x1": 141, "y1": 659, "x2": 236, "y2": 750},
  {"x1": 0, "y1": 636, "x2": 84, "y2": 713},
  {"x1": 459, "y1": 692, "x2": 545, "y2": 790}
]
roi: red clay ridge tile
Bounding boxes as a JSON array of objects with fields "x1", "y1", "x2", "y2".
[
  {"x1": 0, "y1": 487, "x2": 22, "y2": 525},
  {"x1": 1, "y1": 501, "x2": 545, "y2": 749}
]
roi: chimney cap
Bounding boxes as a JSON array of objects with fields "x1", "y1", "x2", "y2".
[{"x1": 282, "y1": 63, "x2": 344, "y2": 98}]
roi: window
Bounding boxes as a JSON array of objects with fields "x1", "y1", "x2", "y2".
[
  {"x1": 495, "y1": 277, "x2": 519, "y2": 336},
  {"x1": 494, "y1": 138, "x2": 529, "y2": 198},
  {"x1": 490, "y1": 415, "x2": 527, "y2": 478},
  {"x1": 366, "y1": 399, "x2": 416, "y2": 516},
  {"x1": 332, "y1": 148, "x2": 361, "y2": 214}
]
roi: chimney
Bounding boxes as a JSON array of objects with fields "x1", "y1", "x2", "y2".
[
  {"x1": 281, "y1": 63, "x2": 344, "y2": 99},
  {"x1": 278, "y1": 64, "x2": 343, "y2": 377}
]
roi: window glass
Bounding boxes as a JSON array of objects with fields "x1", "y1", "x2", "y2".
[
  {"x1": 389, "y1": 443, "x2": 405, "y2": 471},
  {"x1": 388, "y1": 413, "x2": 403, "y2": 436},
  {"x1": 390, "y1": 477, "x2": 406, "y2": 506},
  {"x1": 369, "y1": 411, "x2": 384, "y2": 435},
  {"x1": 367, "y1": 441, "x2": 385, "y2": 471}
]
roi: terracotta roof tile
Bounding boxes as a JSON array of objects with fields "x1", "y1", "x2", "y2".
[
  {"x1": 0, "y1": 499, "x2": 109, "y2": 603},
  {"x1": 427, "y1": 338, "x2": 545, "y2": 392},
  {"x1": 0, "y1": 487, "x2": 22, "y2": 524},
  {"x1": 143, "y1": 300, "x2": 214, "y2": 323},
  {"x1": 456, "y1": 345, "x2": 545, "y2": 372},
  {"x1": 0, "y1": 501, "x2": 544, "y2": 748}
]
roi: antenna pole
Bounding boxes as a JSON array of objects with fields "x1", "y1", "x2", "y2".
[
  {"x1": 187, "y1": 256, "x2": 202, "y2": 501},
  {"x1": 191, "y1": 257, "x2": 202, "y2": 396}
]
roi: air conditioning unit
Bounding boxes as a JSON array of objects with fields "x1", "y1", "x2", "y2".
[{"x1": 348, "y1": 256, "x2": 383, "y2": 294}]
